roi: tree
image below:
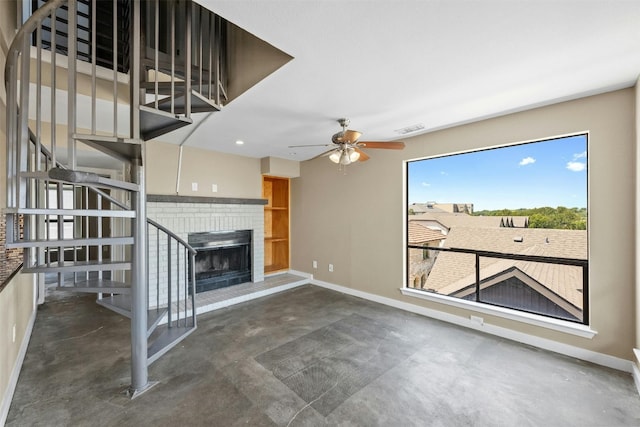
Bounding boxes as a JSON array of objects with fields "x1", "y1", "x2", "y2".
[{"x1": 474, "y1": 206, "x2": 586, "y2": 230}]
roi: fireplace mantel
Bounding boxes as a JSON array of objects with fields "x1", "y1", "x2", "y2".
[{"x1": 148, "y1": 194, "x2": 267, "y2": 205}]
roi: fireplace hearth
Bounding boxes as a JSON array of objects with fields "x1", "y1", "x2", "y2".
[{"x1": 188, "y1": 230, "x2": 252, "y2": 293}]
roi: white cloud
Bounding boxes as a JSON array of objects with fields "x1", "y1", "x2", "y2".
[
  {"x1": 573, "y1": 151, "x2": 587, "y2": 160},
  {"x1": 566, "y1": 161, "x2": 586, "y2": 172},
  {"x1": 440, "y1": 171, "x2": 448, "y2": 175},
  {"x1": 519, "y1": 157, "x2": 536, "y2": 166},
  {"x1": 421, "y1": 182, "x2": 430, "y2": 187}
]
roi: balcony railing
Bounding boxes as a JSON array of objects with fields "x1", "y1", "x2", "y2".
[{"x1": 407, "y1": 245, "x2": 589, "y2": 325}]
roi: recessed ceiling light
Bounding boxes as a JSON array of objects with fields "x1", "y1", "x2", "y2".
[{"x1": 235, "y1": 140, "x2": 244, "y2": 145}]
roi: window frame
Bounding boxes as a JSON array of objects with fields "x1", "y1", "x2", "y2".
[{"x1": 403, "y1": 132, "x2": 592, "y2": 335}]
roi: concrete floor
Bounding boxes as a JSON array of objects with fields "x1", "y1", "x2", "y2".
[{"x1": 6, "y1": 285, "x2": 640, "y2": 426}]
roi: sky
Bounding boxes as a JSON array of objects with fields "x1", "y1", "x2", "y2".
[{"x1": 407, "y1": 134, "x2": 587, "y2": 211}]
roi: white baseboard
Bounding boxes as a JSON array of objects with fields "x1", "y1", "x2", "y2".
[
  {"x1": 632, "y1": 349, "x2": 640, "y2": 395},
  {"x1": 287, "y1": 270, "x2": 313, "y2": 280},
  {"x1": 311, "y1": 278, "x2": 632, "y2": 374},
  {"x1": 1, "y1": 308, "x2": 37, "y2": 427}
]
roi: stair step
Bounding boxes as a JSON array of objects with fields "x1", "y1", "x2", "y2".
[
  {"x1": 57, "y1": 278, "x2": 131, "y2": 294},
  {"x1": 4, "y1": 207, "x2": 135, "y2": 218},
  {"x1": 73, "y1": 134, "x2": 142, "y2": 163},
  {"x1": 142, "y1": 58, "x2": 220, "y2": 88},
  {"x1": 143, "y1": 80, "x2": 226, "y2": 102},
  {"x1": 139, "y1": 106, "x2": 193, "y2": 141},
  {"x1": 144, "y1": 85, "x2": 222, "y2": 114},
  {"x1": 24, "y1": 260, "x2": 131, "y2": 273},
  {"x1": 48, "y1": 167, "x2": 139, "y2": 192},
  {"x1": 96, "y1": 293, "x2": 131, "y2": 317},
  {"x1": 147, "y1": 322, "x2": 196, "y2": 365},
  {"x1": 5, "y1": 236, "x2": 134, "y2": 249},
  {"x1": 96, "y1": 294, "x2": 168, "y2": 337}
]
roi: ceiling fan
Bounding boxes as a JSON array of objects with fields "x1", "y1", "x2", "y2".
[{"x1": 289, "y1": 118, "x2": 405, "y2": 166}]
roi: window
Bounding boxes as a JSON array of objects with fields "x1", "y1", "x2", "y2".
[
  {"x1": 406, "y1": 134, "x2": 588, "y2": 324},
  {"x1": 46, "y1": 184, "x2": 75, "y2": 239},
  {"x1": 422, "y1": 244, "x2": 430, "y2": 260},
  {"x1": 28, "y1": 0, "x2": 131, "y2": 72}
]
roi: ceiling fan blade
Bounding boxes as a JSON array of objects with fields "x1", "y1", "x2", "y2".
[
  {"x1": 355, "y1": 148, "x2": 370, "y2": 162},
  {"x1": 342, "y1": 130, "x2": 362, "y2": 144},
  {"x1": 288, "y1": 144, "x2": 333, "y2": 148},
  {"x1": 358, "y1": 141, "x2": 405, "y2": 150}
]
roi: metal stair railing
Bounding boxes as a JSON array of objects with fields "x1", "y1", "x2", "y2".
[
  {"x1": 20, "y1": 133, "x2": 198, "y2": 365},
  {"x1": 146, "y1": 218, "x2": 197, "y2": 364},
  {"x1": 4, "y1": 0, "x2": 129, "y2": 286},
  {"x1": 6, "y1": 0, "x2": 198, "y2": 394}
]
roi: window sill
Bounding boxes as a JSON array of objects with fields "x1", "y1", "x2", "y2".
[{"x1": 400, "y1": 287, "x2": 597, "y2": 339}]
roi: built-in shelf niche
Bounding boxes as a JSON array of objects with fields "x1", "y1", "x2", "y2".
[{"x1": 263, "y1": 176, "x2": 289, "y2": 273}]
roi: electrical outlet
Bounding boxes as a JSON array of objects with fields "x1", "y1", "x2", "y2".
[
  {"x1": 328, "y1": 263, "x2": 334, "y2": 272},
  {"x1": 312, "y1": 260, "x2": 318, "y2": 269},
  {"x1": 191, "y1": 182, "x2": 198, "y2": 191},
  {"x1": 211, "y1": 184, "x2": 218, "y2": 193}
]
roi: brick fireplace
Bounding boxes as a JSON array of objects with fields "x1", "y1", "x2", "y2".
[{"x1": 146, "y1": 195, "x2": 266, "y2": 306}]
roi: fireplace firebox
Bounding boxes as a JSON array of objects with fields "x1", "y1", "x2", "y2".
[{"x1": 188, "y1": 230, "x2": 252, "y2": 293}]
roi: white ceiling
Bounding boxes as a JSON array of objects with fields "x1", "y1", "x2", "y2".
[{"x1": 164, "y1": 0, "x2": 640, "y2": 161}]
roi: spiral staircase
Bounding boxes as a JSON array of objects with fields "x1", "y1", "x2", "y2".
[{"x1": 4, "y1": 0, "x2": 227, "y2": 396}]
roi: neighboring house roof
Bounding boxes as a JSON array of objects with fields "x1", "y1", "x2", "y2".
[
  {"x1": 408, "y1": 222, "x2": 446, "y2": 245},
  {"x1": 409, "y1": 203, "x2": 447, "y2": 214},
  {"x1": 424, "y1": 227, "x2": 587, "y2": 310},
  {"x1": 410, "y1": 212, "x2": 528, "y2": 229}
]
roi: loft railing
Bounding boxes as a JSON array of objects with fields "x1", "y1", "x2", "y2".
[
  {"x1": 407, "y1": 245, "x2": 589, "y2": 325},
  {"x1": 142, "y1": 0, "x2": 228, "y2": 114}
]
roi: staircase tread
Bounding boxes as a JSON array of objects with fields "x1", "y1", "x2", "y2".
[
  {"x1": 139, "y1": 106, "x2": 193, "y2": 141},
  {"x1": 25, "y1": 260, "x2": 132, "y2": 273},
  {"x1": 96, "y1": 294, "x2": 131, "y2": 317},
  {"x1": 4, "y1": 207, "x2": 135, "y2": 218},
  {"x1": 74, "y1": 278, "x2": 129, "y2": 286},
  {"x1": 97, "y1": 295, "x2": 169, "y2": 336},
  {"x1": 148, "y1": 323, "x2": 196, "y2": 365},
  {"x1": 76, "y1": 138, "x2": 142, "y2": 163},
  {"x1": 58, "y1": 278, "x2": 131, "y2": 294},
  {"x1": 5, "y1": 236, "x2": 134, "y2": 249},
  {"x1": 48, "y1": 167, "x2": 139, "y2": 192},
  {"x1": 149, "y1": 90, "x2": 222, "y2": 114},
  {"x1": 73, "y1": 134, "x2": 140, "y2": 145},
  {"x1": 139, "y1": 105, "x2": 195, "y2": 119}
]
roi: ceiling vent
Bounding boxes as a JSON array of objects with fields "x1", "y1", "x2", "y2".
[{"x1": 394, "y1": 123, "x2": 425, "y2": 135}]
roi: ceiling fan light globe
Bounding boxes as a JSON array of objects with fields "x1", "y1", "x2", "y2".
[
  {"x1": 329, "y1": 151, "x2": 341, "y2": 163},
  {"x1": 339, "y1": 150, "x2": 351, "y2": 165},
  {"x1": 349, "y1": 150, "x2": 360, "y2": 162}
]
